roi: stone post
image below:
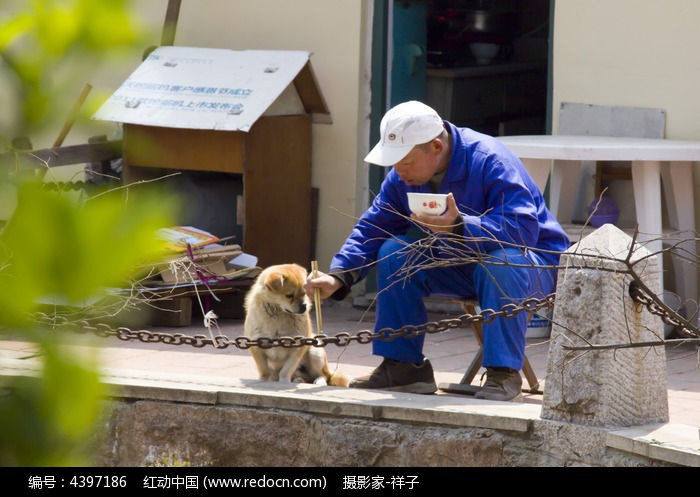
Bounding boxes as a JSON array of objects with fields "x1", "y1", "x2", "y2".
[{"x1": 541, "y1": 224, "x2": 669, "y2": 426}]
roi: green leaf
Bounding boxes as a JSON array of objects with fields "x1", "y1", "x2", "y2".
[
  {"x1": 0, "y1": 13, "x2": 34, "y2": 52},
  {"x1": 0, "y1": 179, "x2": 176, "y2": 326}
]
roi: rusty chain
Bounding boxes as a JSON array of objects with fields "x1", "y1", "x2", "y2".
[
  {"x1": 628, "y1": 280, "x2": 698, "y2": 336},
  {"x1": 32, "y1": 293, "x2": 556, "y2": 351},
  {"x1": 32, "y1": 181, "x2": 697, "y2": 341},
  {"x1": 29, "y1": 277, "x2": 694, "y2": 350}
]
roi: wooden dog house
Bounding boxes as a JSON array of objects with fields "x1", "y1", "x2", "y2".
[{"x1": 94, "y1": 46, "x2": 330, "y2": 269}]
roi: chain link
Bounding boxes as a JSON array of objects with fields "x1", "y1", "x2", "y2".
[
  {"x1": 628, "y1": 281, "x2": 698, "y2": 337},
  {"x1": 33, "y1": 279, "x2": 696, "y2": 350},
  {"x1": 32, "y1": 294, "x2": 556, "y2": 351}
]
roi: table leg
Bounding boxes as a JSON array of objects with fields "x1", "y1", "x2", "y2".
[
  {"x1": 631, "y1": 160, "x2": 663, "y2": 293},
  {"x1": 661, "y1": 161, "x2": 698, "y2": 307},
  {"x1": 550, "y1": 159, "x2": 582, "y2": 224},
  {"x1": 521, "y1": 157, "x2": 551, "y2": 194}
]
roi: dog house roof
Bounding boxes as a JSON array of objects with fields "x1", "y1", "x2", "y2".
[{"x1": 93, "y1": 46, "x2": 330, "y2": 132}]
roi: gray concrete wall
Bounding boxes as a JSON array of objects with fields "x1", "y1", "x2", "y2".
[{"x1": 82, "y1": 377, "x2": 698, "y2": 467}]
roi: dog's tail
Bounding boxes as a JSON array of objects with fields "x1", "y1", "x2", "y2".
[{"x1": 326, "y1": 368, "x2": 350, "y2": 387}]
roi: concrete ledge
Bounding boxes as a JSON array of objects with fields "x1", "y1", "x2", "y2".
[
  {"x1": 2, "y1": 360, "x2": 699, "y2": 466},
  {"x1": 608, "y1": 424, "x2": 700, "y2": 467},
  {"x1": 102, "y1": 368, "x2": 537, "y2": 433}
]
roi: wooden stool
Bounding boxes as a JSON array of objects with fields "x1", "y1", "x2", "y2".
[{"x1": 438, "y1": 300, "x2": 542, "y2": 395}]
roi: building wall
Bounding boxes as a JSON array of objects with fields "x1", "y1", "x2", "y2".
[
  {"x1": 552, "y1": 0, "x2": 700, "y2": 295},
  {"x1": 552, "y1": 0, "x2": 700, "y2": 140}
]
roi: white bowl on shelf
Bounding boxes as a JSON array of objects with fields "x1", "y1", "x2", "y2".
[
  {"x1": 407, "y1": 192, "x2": 448, "y2": 216},
  {"x1": 469, "y1": 42, "x2": 500, "y2": 64}
]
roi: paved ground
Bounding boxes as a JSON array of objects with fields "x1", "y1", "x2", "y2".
[{"x1": 3, "y1": 294, "x2": 696, "y2": 428}]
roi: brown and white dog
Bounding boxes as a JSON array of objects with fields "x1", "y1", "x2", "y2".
[{"x1": 243, "y1": 263, "x2": 348, "y2": 387}]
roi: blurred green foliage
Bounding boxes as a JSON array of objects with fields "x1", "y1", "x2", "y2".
[
  {"x1": 0, "y1": 179, "x2": 176, "y2": 466},
  {"x1": 0, "y1": 0, "x2": 149, "y2": 144},
  {"x1": 1, "y1": 334, "x2": 108, "y2": 466},
  {"x1": 0, "y1": 1, "x2": 176, "y2": 466},
  {"x1": 0, "y1": 181, "x2": 175, "y2": 328}
]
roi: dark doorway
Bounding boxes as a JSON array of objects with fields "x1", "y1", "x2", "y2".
[
  {"x1": 423, "y1": 0, "x2": 552, "y2": 136},
  {"x1": 372, "y1": 0, "x2": 552, "y2": 132}
]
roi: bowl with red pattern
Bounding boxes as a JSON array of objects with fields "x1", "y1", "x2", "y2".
[{"x1": 407, "y1": 192, "x2": 448, "y2": 216}]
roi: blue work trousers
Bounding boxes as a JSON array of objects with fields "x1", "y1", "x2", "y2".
[{"x1": 373, "y1": 235, "x2": 557, "y2": 371}]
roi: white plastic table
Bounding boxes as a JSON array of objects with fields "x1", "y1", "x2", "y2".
[{"x1": 498, "y1": 134, "x2": 699, "y2": 305}]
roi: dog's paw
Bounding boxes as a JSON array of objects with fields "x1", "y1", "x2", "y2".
[{"x1": 312, "y1": 377, "x2": 328, "y2": 386}]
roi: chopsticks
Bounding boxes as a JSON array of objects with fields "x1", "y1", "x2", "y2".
[{"x1": 311, "y1": 260, "x2": 323, "y2": 333}]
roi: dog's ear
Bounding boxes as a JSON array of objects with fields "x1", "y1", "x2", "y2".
[{"x1": 264, "y1": 272, "x2": 286, "y2": 293}]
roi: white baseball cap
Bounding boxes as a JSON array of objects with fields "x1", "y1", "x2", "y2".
[{"x1": 364, "y1": 101, "x2": 444, "y2": 166}]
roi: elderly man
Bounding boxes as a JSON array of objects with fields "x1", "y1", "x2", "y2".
[{"x1": 305, "y1": 101, "x2": 568, "y2": 401}]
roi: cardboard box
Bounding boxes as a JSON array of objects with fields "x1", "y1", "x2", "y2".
[
  {"x1": 157, "y1": 245, "x2": 243, "y2": 284},
  {"x1": 93, "y1": 46, "x2": 330, "y2": 131}
]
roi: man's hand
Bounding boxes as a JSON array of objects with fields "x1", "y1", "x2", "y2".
[
  {"x1": 304, "y1": 270, "x2": 343, "y2": 300},
  {"x1": 410, "y1": 192, "x2": 461, "y2": 233}
]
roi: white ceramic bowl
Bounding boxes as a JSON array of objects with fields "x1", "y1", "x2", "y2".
[
  {"x1": 469, "y1": 42, "x2": 500, "y2": 65},
  {"x1": 407, "y1": 192, "x2": 448, "y2": 216}
]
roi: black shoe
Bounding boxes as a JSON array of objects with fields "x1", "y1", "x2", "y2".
[
  {"x1": 474, "y1": 367, "x2": 523, "y2": 401},
  {"x1": 349, "y1": 358, "x2": 437, "y2": 394}
]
